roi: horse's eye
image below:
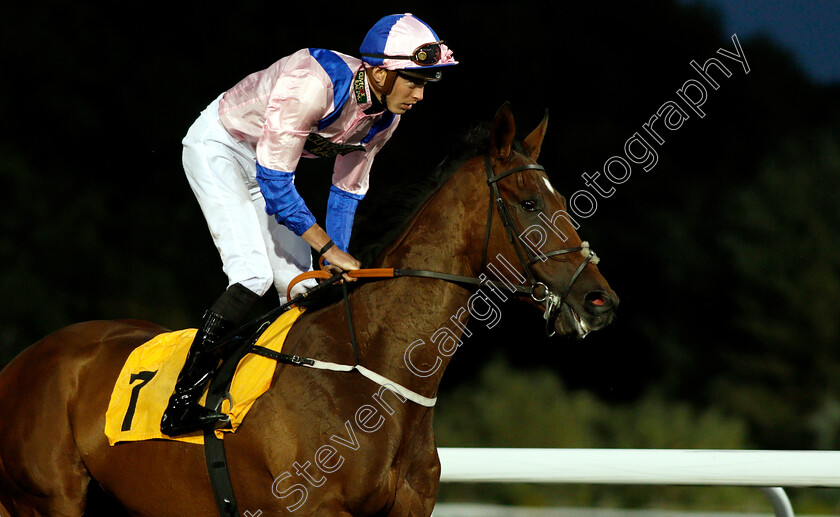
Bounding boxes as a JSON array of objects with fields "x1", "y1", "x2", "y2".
[{"x1": 520, "y1": 199, "x2": 538, "y2": 212}]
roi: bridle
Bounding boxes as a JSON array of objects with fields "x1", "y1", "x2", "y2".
[
  {"x1": 477, "y1": 155, "x2": 600, "y2": 336},
  {"x1": 233, "y1": 155, "x2": 603, "y2": 408},
  {"x1": 281, "y1": 154, "x2": 601, "y2": 336}
]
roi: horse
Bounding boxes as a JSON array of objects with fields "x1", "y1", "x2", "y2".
[{"x1": 0, "y1": 103, "x2": 617, "y2": 516}]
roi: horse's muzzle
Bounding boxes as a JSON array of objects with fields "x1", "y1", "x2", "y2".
[{"x1": 544, "y1": 289, "x2": 618, "y2": 338}]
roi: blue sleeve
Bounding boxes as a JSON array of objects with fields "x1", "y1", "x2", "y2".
[
  {"x1": 325, "y1": 185, "x2": 364, "y2": 253},
  {"x1": 255, "y1": 162, "x2": 317, "y2": 237}
]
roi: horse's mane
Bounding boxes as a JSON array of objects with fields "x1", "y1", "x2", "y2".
[
  {"x1": 353, "y1": 121, "x2": 526, "y2": 266},
  {"x1": 297, "y1": 120, "x2": 525, "y2": 309}
]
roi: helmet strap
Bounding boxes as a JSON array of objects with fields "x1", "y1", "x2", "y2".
[{"x1": 369, "y1": 68, "x2": 398, "y2": 99}]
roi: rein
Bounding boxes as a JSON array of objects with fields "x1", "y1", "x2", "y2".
[
  {"x1": 251, "y1": 156, "x2": 603, "y2": 408},
  {"x1": 285, "y1": 155, "x2": 600, "y2": 331}
]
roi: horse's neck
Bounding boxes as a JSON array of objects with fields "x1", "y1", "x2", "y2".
[
  {"x1": 380, "y1": 162, "x2": 485, "y2": 273},
  {"x1": 352, "y1": 167, "x2": 485, "y2": 398}
]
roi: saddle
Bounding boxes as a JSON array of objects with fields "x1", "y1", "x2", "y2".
[{"x1": 104, "y1": 306, "x2": 306, "y2": 445}]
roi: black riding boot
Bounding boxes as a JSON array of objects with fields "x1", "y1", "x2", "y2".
[
  {"x1": 160, "y1": 283, "x2": 260, "y2": 436},
  {"x1": 160, "y1": 310, "x2": 236, "y2": 436}
]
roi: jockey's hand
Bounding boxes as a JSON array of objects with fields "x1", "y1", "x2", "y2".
[
  {"x1": 322, "y1": 247, "x2": 361, "y2": 282},
  {"x1": 301, "y1": 225, "x2": 360, "y2": 282}
]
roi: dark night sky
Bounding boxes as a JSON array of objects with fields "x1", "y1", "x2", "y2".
[{"x1": 679, "y1": 0, "x2": 840, "y2": 83}]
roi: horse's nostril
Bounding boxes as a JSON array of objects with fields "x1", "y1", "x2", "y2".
[{"x1": 585, "y1": 291, "x2": 613, "y2": 312}]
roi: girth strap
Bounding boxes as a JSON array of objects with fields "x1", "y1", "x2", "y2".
[{"x1": 202, "y1": 320, "x2": 271, "y2": 517}]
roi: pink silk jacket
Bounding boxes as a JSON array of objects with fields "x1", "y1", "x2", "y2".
[{"x1": 218, "y1": 48, "x2": 400, "y2": 197}]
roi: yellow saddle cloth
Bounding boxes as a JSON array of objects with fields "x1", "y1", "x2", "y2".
[{"x1": 104, "y1": 306, "x2": 305, "y2": 445}]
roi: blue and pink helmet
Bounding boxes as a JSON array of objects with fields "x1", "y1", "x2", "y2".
[{"x1": 360, "y1": 13, "x2": 457, "y2": 82}]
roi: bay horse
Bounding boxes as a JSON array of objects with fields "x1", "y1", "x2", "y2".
[{"x1": 0, "y1": 103, "x2": 617, "y2": 516}]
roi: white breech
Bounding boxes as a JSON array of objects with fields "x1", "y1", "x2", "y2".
[{"x1": 182, "y1": 94, "x2": 316, "y2": 303}]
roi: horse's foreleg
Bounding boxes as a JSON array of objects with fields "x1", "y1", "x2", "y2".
[
  {"x1": 386, "y1": 443, "x2": 440, "y2": 517},
  {"x1": 386, "y1": 483, "x2": 436, "y2": 517}
]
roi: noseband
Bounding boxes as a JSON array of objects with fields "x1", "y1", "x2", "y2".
[{"x1": 480, "y1": 156, "x2": 599, "y2": 335}]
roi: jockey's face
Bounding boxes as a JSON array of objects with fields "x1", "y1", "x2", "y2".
[{"x1": 385, "y1": 74, "x2": 425, "y2": 114}]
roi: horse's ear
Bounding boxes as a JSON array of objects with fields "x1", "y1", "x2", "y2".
[
  {"x1": 523, "y1": 109, "x2": 549, "y2": 161},
  {"x1": 491, "y1": 102, "x2": 516, "y2": 161}
]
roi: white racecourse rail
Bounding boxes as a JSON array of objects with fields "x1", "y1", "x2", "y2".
[{"x1": 436, "y1": 448, "x2": 840, "y2": 517}]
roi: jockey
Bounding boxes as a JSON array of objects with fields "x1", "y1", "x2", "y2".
[{"x1": 161, "y1": 13, "x2": 457, "y2": 436}]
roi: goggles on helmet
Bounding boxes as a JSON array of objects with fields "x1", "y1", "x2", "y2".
[{"x1": 362, "y1": 41, "x2": 445, "y2": 67}]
